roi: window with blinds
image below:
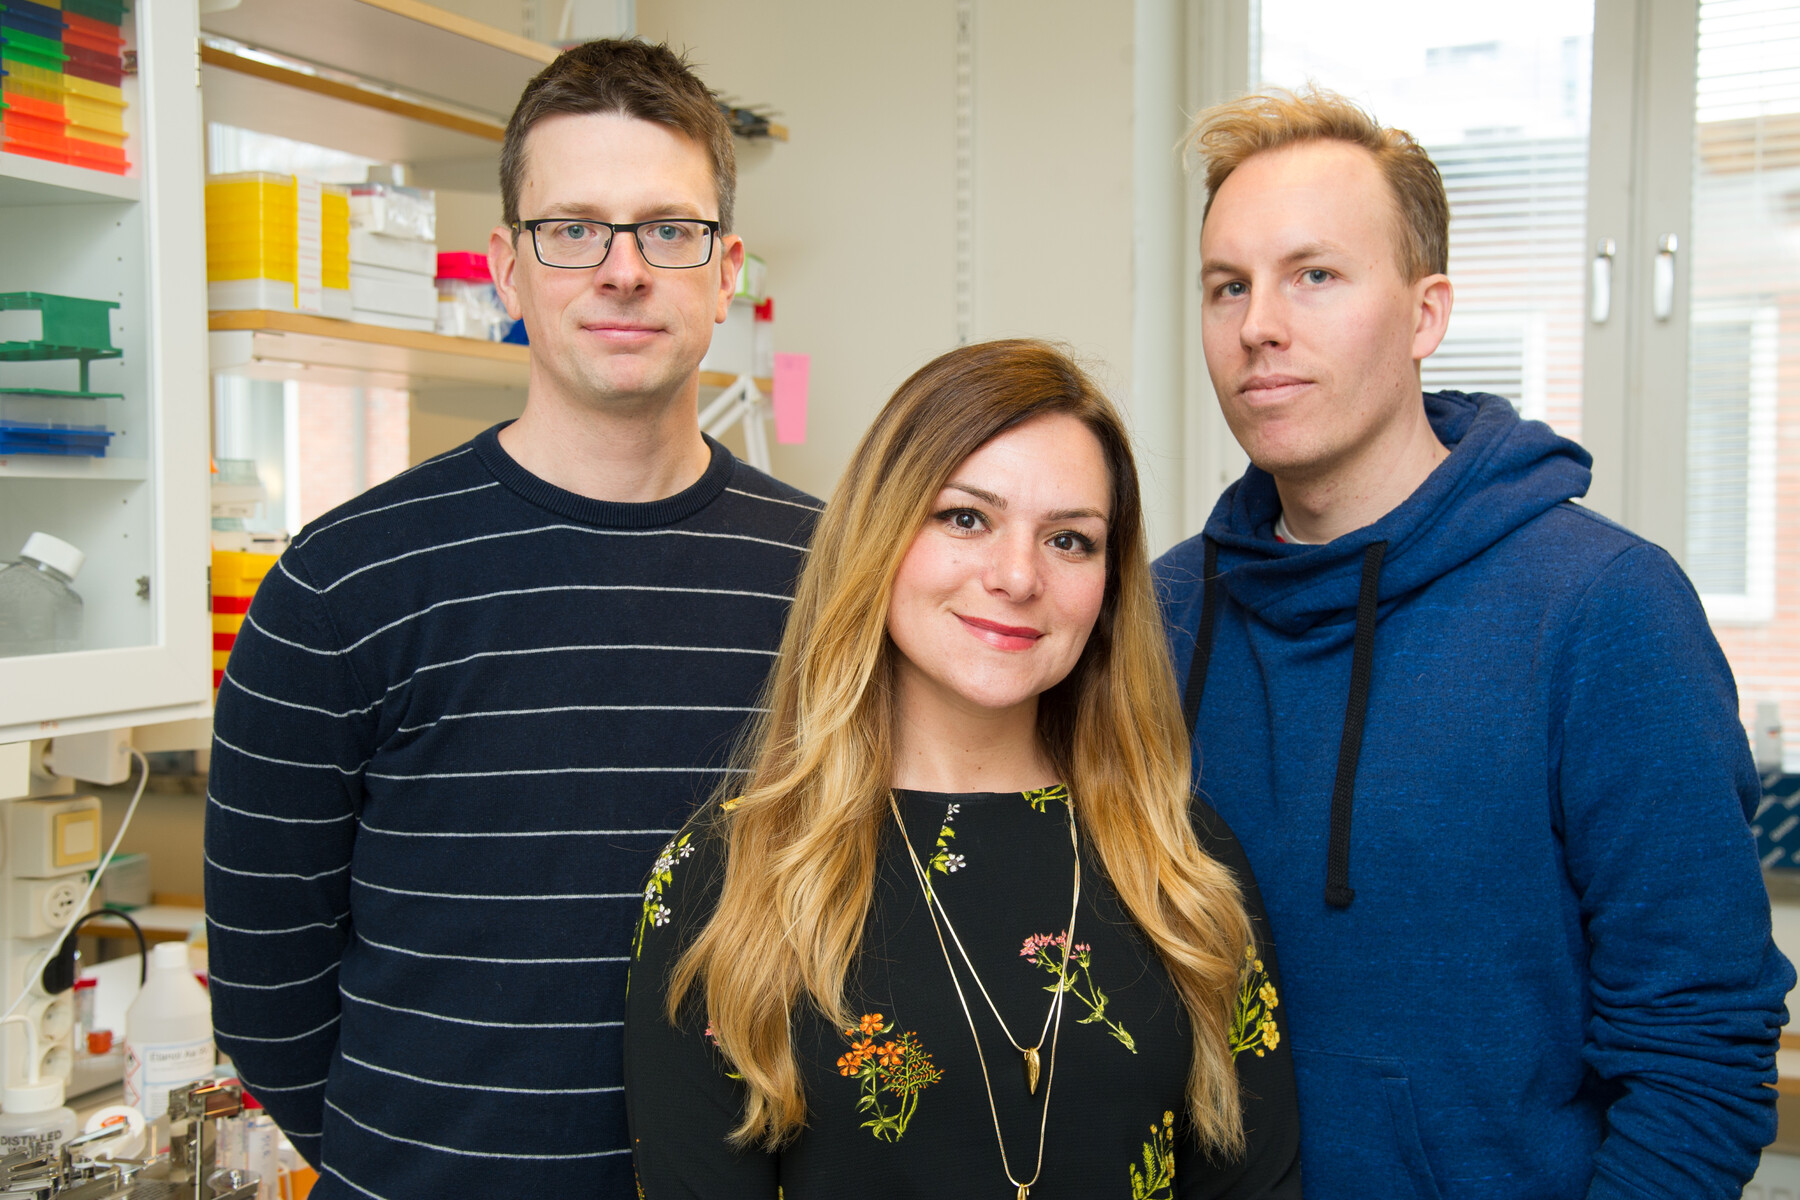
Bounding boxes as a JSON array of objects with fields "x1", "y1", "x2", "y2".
[
  {"x1": 1686, "y1": 0, "x2": 1799, "y2": 619},
  {"x1": 1256, "y1": 1, "x2": 1594, "y2": 440}
]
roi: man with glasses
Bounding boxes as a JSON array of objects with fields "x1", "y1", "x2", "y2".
[{"x1": 205, "y1": 40, "x2": 818, "y2": 1199}]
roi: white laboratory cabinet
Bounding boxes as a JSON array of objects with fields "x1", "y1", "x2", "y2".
[{"x1": 0, "y1": 2, "x2": 211, "y2": 744}]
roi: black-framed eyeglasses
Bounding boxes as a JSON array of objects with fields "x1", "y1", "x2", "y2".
[{"x1": 512, "y1": 217, "x2": 721, "y2": 270}]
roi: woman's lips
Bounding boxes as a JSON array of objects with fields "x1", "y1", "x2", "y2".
[{"x1": 958, "y1": 615, "x2": 1043, "y2": 651}]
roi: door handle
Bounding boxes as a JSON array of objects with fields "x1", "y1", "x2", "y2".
[
  {"x1": 1653, "y1": 234, "x2": 1679, "y2": 321},
  {"x1": 1591, "y1": 238, "x2": 1615, "y2": 324}
]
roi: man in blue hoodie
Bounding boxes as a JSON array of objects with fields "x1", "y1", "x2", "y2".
[{"x1": 1155, "y1": 87, "x2": 1793, "y2": 1199}]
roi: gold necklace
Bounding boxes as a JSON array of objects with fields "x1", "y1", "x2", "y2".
[{"x1": 890, "y1": 791, "x2": 1082, "y2": 1200}]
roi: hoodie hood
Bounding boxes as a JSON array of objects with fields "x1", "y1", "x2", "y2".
[{"x1": 1203, "y1": 391, "x2": 1592, "y2": 636}]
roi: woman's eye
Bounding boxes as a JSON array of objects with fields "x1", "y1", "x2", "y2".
[
  {"x1": 1050, "y1": 532, "x2": 1095, "y2": 554},
  {"x1": 950, "y1": 510, "x2": 980, "y2": 530}
]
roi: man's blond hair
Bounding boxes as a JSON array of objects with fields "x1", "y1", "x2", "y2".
[{"x1": 1187, "y1": 86, "x2": 1449, "y2": 281}]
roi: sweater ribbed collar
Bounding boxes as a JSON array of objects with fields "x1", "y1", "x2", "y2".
[{"x1": 473, "y1": 421, "x2": 734, "y2": 529}]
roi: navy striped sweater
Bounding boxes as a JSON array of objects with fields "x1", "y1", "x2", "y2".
[{"x1": 204, "y1": 426, "x2": 818, "y2": 1199}]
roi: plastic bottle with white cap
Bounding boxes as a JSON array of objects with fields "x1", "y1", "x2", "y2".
[
  {"x1": 124, "y1": 942, "x2": 215, "y2": 1128},
  {"x1": 0, "y1": 531, "x2": 85, "y2": 656},
  {"x1": 0, "y1": 1014, "x2": 78, "y2": 1160}
]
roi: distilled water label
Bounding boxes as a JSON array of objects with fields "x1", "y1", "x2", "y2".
[
  {"x1": 124, "y1": 1036, "x2": 215, "y2": 1120},
  {"x1": 0, "y1": 1127, "x2": 66, "y2": 1158}
]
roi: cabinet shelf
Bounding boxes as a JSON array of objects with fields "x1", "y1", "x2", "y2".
[
  {"x1": 200, "y1": 0, "x2": 555, "y2": 121},
  {"x1": 200, "y1": 43, "x2": 505, "y2": 167},
  {"x1": 208, "y1": 309, "x2": 770, "y2": 393},
  {"x1": 0, "y1": 153, "x2": 140, "y2": 206},
  {"x1": 0, "y1": 457, "x2": 149, "y2": 481},
  {"x1": 210, "y1": 309, "x2": 529, "y2": 390}
]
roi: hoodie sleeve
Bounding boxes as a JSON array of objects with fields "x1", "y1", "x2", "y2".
[{"x1": 1553, "y1": 542, "x2": 1792, "y2": 1200}]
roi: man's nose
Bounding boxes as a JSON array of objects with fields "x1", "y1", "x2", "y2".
[
  {"x1": 594, "y1": 230, "x2": 654, "y2": 292},
  {"x1": 1239, "y1": 283, "x2": 1287, "y2": 349}
]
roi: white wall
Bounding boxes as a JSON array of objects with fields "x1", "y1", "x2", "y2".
[{"x1": 635, "y1": 0, "x2": 1136, "y2": 502}]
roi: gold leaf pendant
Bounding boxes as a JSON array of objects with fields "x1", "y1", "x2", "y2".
[{"x1": 1022, "y1": 1047, "x2": 1040, "y2": 1094}]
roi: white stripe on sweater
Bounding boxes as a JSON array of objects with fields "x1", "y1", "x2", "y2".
[
  {"x1": 208, "y1": 912, "x2": 349, "y2": 937},
  {"x1": 293, "y1": 480, "x2": 500, "y2": 549},
  {"x1": 212, "y1": 731, "x2": 368, "y2": 775},
  {"x1": 206, "y1": 850, "x2": 351, "y2": 883},
  {"x1": 358, "y1": 932, "x2": 627, "y2": 966},
  {"x1": 221, "y1": 669, "x2": 384, "y2": 718},
  {"x1": 382, "y1": 642, "x2": 776, "y2": 697},
  {"x1": 340, "y1": 985, "x2": 622, "y2": 1030},
  {"x1": 358, "y1": 822, "x2": 676, "y2": 839},
  {"x1": 214, "y1": 1013, "x2": 341, "y2": 1044},
  {"x1": 320, "y1": 1163, "x2": 395, "y2": 1200},
  {"x1": 340, "y1": 1050, "x2": 621, "y2": 1096},
  {"x1": 283, "y1": 525, "x2": 806, "y2": 595},
  {"x1": 353, "y1": 877, "x2": 640, "y2": 902},
  {"x1": 396, "y1": 702, "x2": 762, "y2": 732},
  {"x1": 363, "y1": 764, "x2": 741, "y2": 781},
  {"x1": 725, "y1": 486, "x2": 824, "y2": 512},
  {"x1": 209, "y1": 793, "x2": 354, "y2": 826},
  {"x1": 324, "y1": 1098, "x2": 628, "y2": 1159},
  {"x1": 208, "y1": 961, "x2": 339, "y2": 991},
  {"x1": 255, "y1": 584, "x2": 795, "y2": 657}
]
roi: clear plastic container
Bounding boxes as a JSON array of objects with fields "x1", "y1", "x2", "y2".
[
  {"x1": 434, "y1": 252, "x2": 511, "y2": 342},
  {"x1": 124, "y1": 942, "x2": 215, "y2": 1125},
  {"x1": 0, "y1": 532, "x2": 85, "y2": 657}
]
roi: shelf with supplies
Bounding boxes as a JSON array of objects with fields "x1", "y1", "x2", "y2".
[
  {"x1": 0, "y1": 153, "x2": 140, "y2": 207},
  {"x1": 197, "y1": 0, "x2": 786, "y2": 178},
  {"x1": 209, "y1": 309, "x2": 772, "y2": 393}
]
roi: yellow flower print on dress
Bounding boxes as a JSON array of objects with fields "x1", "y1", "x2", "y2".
[
  {"x1": 1023, "y1": 783, "x2": 1070, "y2": 813},
  {"x1": 1229, "y1": 943, "x2": 1281, "y2": 1058},
  {"x1": 837, "y1": 1014, "x2": 942, "y2": 1140},
  {"x1": 1128, "y1": 1110, "x2": 1177, "y2": 1199}
]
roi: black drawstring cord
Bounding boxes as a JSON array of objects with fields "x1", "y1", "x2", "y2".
[
  {"x1": 1181, "y1": 535, "x2": 1389, "y2": 911},
  {"x1": 1181, "y1": 538, "x2": 1221, "y2": 734},
  {"x1": 1324, "y1": 541, "x2": 1387, "y2": 909}
]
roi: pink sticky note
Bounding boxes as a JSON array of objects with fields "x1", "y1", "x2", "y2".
[{"x1": 772, "y1": 353, "x2": 810, "y2": 445}]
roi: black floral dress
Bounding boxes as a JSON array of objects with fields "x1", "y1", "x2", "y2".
[{"x1": 625, "y1": 787, "x2": 1300, "y2": 1199}]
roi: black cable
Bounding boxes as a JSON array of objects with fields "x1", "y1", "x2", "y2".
[{"x1": 41, "y1": 909, "x2": 148, "y2": 995}]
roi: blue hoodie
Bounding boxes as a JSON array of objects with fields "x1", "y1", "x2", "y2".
[{"x1": 1154, "y1": 392, "x2": 1792, "y2": 1200}]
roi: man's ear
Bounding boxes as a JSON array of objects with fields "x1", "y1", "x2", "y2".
[
  {"x1": 490, "y1": 225, "x2": 524, "y2": 320},
  {"x1": 715, "y1": 234, "x2": 745, "y2": 325},
  {"x1": 1411, "y1": 274, "x2": 1453, "y2": 363}
]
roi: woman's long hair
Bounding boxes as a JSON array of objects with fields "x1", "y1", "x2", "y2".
[{"x1": 669, "y1": 339, "x2": 1252, "y2": 1153}]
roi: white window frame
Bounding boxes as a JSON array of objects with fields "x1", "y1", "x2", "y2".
[{"x1": 1691, "y1": 305, "x2": 1778, "y2": 623}]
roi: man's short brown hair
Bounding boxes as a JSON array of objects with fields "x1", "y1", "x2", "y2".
[
  {"x1": 500, "y1": 39, "x2": 737, "y2": 234},
  {"x1": 1186, "y1": 86, "x2": 1448, "y2": 281}
]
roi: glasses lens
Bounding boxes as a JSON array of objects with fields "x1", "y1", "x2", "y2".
[
  {"x1": 634, "y1": 221, "x2": 714, "y2": 268},
  {"x1": 534, "y1": 220, "x2": 612, "y2": 268}
]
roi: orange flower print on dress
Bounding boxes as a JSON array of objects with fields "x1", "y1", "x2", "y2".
[{"x1": 837, "y1": 1014, "x2": 942, "y2": 1141}]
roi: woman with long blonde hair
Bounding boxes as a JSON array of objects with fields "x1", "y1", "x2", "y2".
[{"x1": 625, "y1": 340, "x2": 1298, "y2": 1197}]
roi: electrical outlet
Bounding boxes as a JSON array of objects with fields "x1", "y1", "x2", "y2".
[
  {"x1": 12, "y1": 879, "x2": 82, "y2": 938},
  {"x1": 42, "y1": 881, "x2": 79, "y2": 929}
]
